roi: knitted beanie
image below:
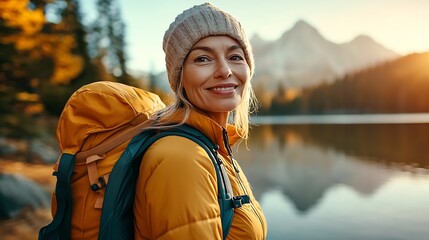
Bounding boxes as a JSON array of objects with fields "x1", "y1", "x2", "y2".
[{"x1": 163, "y1": 2, "x2": 254, "y2": 92}]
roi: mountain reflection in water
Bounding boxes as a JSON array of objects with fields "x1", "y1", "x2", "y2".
[{"x1": 234, "y1": 123, "x2": 429, "y2": 240}]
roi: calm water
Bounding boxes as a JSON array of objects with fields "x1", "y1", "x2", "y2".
[{"x1": 234, "y1": 116, "x2": 429, "y2": 240}]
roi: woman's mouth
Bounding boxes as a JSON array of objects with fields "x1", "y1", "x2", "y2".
[
  {"x1": 207, "y1": 85, "x2": 238, "y2": 95},
  {"x1": 211, "y1": 86, "x2": 236, "y2": 91}
]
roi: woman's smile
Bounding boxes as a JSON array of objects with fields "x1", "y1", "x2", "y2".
[{"x1": 208, "y1": 84, "x2": 238, "y2": 94}]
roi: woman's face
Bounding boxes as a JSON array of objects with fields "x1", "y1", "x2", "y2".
[{"x1": 182, "y1": 36, "x2": 250, "y2": 121}]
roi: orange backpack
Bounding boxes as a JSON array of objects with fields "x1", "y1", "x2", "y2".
[{"x1": 41, "y1": 81, "x2": 165, "y2": 239}]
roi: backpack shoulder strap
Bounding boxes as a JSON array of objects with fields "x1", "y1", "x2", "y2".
[
  {"x1": 38, "y1": 153, "x2": 75, "y2": 240},
  {"x1": 155, "y1": 124, "x2": 237, "y2": 239},
  {"x1": 98, "y1": 129, "x2": 159, "y2": 240}
]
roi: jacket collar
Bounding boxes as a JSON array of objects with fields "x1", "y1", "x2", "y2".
[{"x1": 161, "y1": 108, "x2": 242, "y2": 155}]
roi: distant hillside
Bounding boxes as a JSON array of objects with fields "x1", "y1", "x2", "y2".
[
  {"x1": 251, "y1": 20, "x2": 400, "y2": 89},
  {"x1": 274, "y1": 52, "x2": 429, "y2": 114}
]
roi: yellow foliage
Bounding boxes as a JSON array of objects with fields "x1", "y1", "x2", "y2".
[
  {"x1": 48, "y1": 34, "x2": 84, "y2": 84},
  {"x1": 16, "y1": 92, "x2": 40, "y2": 102},
  {"x1": 51, "y1": 53, "x2": 84, "y2": 84},
  {"x1": 0, "y1": 0, "x2": 44, "y2": 51},
  {"x1": 16, "y1": 35, "x2": 38, "y2": 50},
  {"x1": 0, "y1": 0, "x2": 45, "y2": 34},
  {"x1": 1, "y1": 34, "x2": 39, "y2": 52},
  {"x1": 24, "y1": 103, "x2": 44, "y2": 115},
  {"x1": 0, "y1": 0, "x2": 84, "y2": 85}
]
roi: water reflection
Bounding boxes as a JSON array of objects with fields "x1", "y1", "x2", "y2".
[
  {"x1": 277, "y1": 124, "x2": 429, "y2": 168},
  {"x1": 233, "y1": 123, "x2": 429, "y2": 240}
]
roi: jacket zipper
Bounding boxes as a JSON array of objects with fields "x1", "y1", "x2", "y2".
[{"x1": 222, "y1": 128, "x2": 265, "y2": 236}]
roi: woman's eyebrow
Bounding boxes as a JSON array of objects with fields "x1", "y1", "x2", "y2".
[
  {"x1": 189, "y1": 45, "x2": 243, "y2": 53},
  {"x1": 189, "y1": 46, "x2": 212, "y2": 53},
  {"x1": 228, "y1": 45, "x2": 243, "y2": 51}
]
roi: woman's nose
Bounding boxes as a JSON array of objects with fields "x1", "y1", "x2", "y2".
[{"x1": 214, "y1": 59, "x2": 232, "y2": 79}]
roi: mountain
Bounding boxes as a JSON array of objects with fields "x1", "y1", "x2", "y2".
[{"x1": 251, "y1": 20, "x2": 400, "y2": 89}]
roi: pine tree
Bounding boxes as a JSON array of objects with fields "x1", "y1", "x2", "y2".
[{"x1": 91, "y1": 0, "x2": 130, "y2": 84}]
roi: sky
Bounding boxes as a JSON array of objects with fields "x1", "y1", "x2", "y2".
[{"x1": 81, "y1": 0, "x2": 429, "y2": 73}]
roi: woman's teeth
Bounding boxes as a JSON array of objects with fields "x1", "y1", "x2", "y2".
[{"x1": 212, "y1": 86, "x2": 235, "y2": 91}]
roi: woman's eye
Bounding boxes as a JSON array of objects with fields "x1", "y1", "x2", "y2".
[
  {"x1": 230, "y1": 54, "x2": 244, "y2": 61},
  {"x1": 194, "y1": 56, "x2": 211, "y2": 62}
]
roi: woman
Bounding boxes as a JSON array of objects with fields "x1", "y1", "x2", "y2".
[{"x1": 134, "y1": 3, "x2": 267, "y2": 239}]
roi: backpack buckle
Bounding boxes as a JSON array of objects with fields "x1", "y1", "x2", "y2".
[
  {"x1": 91, "y1": 176, "x2": 107, "y2": 191},
  {"x1": 232, "y1": 195, "x2": 250, "y2": 208}
]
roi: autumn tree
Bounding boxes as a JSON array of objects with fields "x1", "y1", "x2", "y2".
[
  {"x1": 0, "y1": 0, "x2": 92, "y2": 143},
  {"x1": 1, "y1": 0, "x2": 51, "y2": 140}
]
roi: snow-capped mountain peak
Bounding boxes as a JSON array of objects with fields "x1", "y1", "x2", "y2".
[{"x1": 251, "y1": 20, "x2": 400, "y2": 89}]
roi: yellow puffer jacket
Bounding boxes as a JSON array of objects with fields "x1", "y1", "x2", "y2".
[{"x1": 134, "y1": 109, "x2": 267, "y2": 239}]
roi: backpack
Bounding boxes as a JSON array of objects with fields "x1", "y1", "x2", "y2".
[{"x1": 38, "y1": 81, "x2": 249, "y2": 240}]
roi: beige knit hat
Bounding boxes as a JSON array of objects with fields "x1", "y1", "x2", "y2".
[{"x1": 163, "y1": 2, "x2": 254, "y2": 92}]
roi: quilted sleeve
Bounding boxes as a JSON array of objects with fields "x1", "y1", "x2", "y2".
[{"x1": 134, "y1": 135, "x2": 223, "y2": 240}]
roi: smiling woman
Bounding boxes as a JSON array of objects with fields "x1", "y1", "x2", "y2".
[{"x1": 133, "y1": 3, "x2": 266, "y2": 240}]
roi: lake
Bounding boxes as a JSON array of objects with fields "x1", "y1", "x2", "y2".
[
  {"x1": 1, "y1": 114, "x2": 429, "y2": 239},
  {"x1": 233, "y1": 115, "x2": 429, "y2": 240}
]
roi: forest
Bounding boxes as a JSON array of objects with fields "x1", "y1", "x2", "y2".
[
  {"x1": 267, "y1": 52, "x2": 429, "y2": 115},
  {"x1": 0, "y1": 0, "x2": 169, "y2": 142},
  {"x1": 2, "y1": 0, "x2": 429, "y2": 146}
]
